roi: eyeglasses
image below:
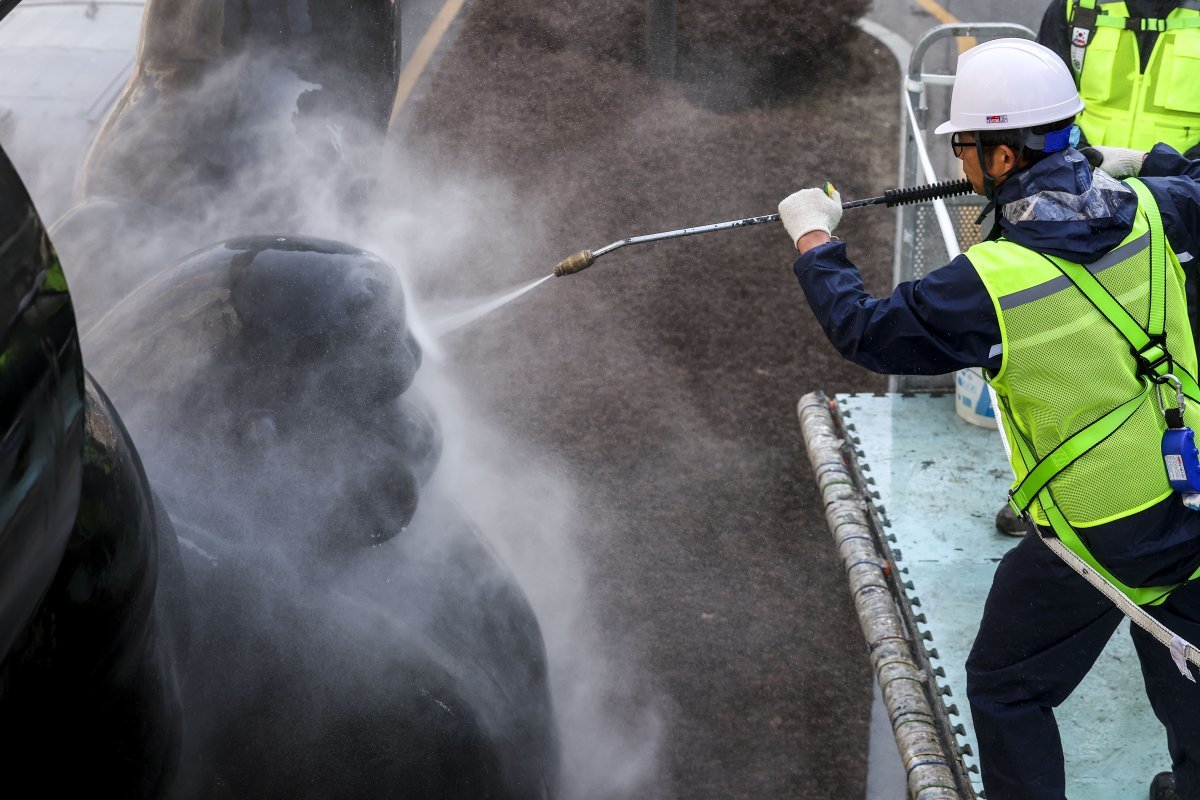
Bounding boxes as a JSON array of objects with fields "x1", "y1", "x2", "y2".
[{"x1": 951, "y1": 132, "x2": 992, "y2": 159}]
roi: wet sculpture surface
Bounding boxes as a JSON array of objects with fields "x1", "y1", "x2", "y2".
[
  {"x1": 0, "y1": 148, "x2": 84, "y2": 663},
  {"x1": 85, "y1": 236, "x2": 559, "y2": 798},
  {"x1": 0, "y1": 375, "x2": 189, "y2": 797},
  {"x1": 82, "y1": 0, "x2": 398, "y2": 216},
  {"x1": 0, "y1": 144, "x2": 187, "y2": 797}
]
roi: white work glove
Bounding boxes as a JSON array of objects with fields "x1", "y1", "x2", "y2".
[
  {"x1": 779, "y1": 184, "x2": 842, "y2": 245},
  {"x1": 1089, "y1": 145, "x2": 1148, "y2": 178}
]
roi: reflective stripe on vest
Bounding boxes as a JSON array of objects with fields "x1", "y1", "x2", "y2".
[
  {"x1": 969, "y1": 178, "x2": 1200, "y2": 605},
  {"x1": 1067, "y1": 0, "x2": 1200, "y2": 153}
]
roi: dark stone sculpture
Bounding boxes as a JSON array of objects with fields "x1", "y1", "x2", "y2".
[
  {"x1": 0, "y1": 143, "x2": 188, "y2": 798},
  {"x1": 0, "y1": 1, "x2": 562, "y2": 795},
  {"x1": 0, "y1": 146, "x2": 84, "y2": 663},
  {"x1": 60, "y1": 0, "x2": 399, "y2": 329},
  {"x1": 85, "y1": 236, "x2": 560, "y2": 799},
  {"x1": 81, "y1": 0, "x2": 397, "y2": 220}
]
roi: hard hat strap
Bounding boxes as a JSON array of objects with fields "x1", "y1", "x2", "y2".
[
  {"x1": 975, "y1": 138, "x2": 996, "y2": 203},
  {"x1": 974, "y1": 137, "x2": 1011, "y2": 224}
]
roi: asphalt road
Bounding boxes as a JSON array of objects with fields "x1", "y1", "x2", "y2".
[
  {"x1": 395, "y1": 3, "x2": 995, "y2": 798},
  {"x1": 868, "y1": 0, "x2": 1046, "y2": 46}
]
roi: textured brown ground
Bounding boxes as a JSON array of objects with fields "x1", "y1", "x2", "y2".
[{"x1": 402, "y1": 7, "x2": 899, "y2": 798}]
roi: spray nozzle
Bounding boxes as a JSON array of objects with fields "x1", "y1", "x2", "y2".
[{"x1": 553, "y1": 250, "x2": 596, "y2": 277}]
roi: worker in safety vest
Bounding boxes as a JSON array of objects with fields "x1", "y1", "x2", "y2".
[
  {"x1": 778, "y1": 39, "x2": 1200, "y2": 800},
  {"x1": 1038, "y1": 0, "x2": 1200, "y2": 159},
  {"x1": 991, "y1": 0, "x2": 1200, "y2": 536}
]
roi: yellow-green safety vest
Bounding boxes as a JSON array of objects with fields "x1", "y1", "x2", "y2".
[
  {"x1": 1067, "y1": 0, "x2": 1200, "y2": 153},
  {"x1": 969, "y1": 177, "x2": 1200, "y2": 604}
]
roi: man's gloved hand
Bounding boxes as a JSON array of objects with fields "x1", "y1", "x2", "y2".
[
  {"x1": 1082, "y1": 145, "x2": 1149, "y2": 179},
  {"x1": 779, "y1": 184, "x2": 842, "y2": 246}
]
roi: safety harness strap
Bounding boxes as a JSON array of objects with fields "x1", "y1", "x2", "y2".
[
  {"x1": 999, "y1": 387, "x2": 1200, "y2": 658},
  {"x1": 1131, "y1": 178, "x2": 1167, "y2": 335},
  {"x1": 1068, "y1": 0, "x2": 1200, "y2": 78},
  {"x1": 1040, "y1": 484, "x2": 1183, "y2": 606},
  {"x1": 1037, "y1": 179, "x2": 1200, "y2": 400},
  {"x1": 1070, "y1": 0, "x2": 1099, "y2": 29},
  {"x1": 1092, "y1": 15, "x2": 1200, "y2": 30},
  {"x1": 1001, "y1": 387, "x2": 1200, "y2": 606},
  {"x1": 1034, "y1": 251, "x2": 1200, "y2": 395},
  {"x1": 1073, "y1": 0, "x2": 1200, "y2": 29},
  {"x1": 1067, "y1": 0, "x2": 1101, "y2": 74},
  {"x1": 1008, "y1": 387, "x2": 1149, "y2": 513}
]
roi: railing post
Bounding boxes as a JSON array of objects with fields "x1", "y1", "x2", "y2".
[{"x1": 645, "y1": 0, "x2": 676, "y2": 78}]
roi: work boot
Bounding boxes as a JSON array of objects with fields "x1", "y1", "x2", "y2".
[
  {"x1": 995, "y1": 502, "x2": 1026, "y2": 536},
  {"x1": 1151, "y1": 771, "x2": 1180, "y2": 800}
]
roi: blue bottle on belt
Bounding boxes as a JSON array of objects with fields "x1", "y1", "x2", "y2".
[{"x1": 1161, "y1": 376, "x2": 1200, "y2": 508}]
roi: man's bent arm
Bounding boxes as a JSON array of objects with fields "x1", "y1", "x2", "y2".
[{"x1": 793, "y1": 242, "x2": 1002, "y2": 376}]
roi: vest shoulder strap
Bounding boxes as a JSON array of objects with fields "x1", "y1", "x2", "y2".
[
  {"x1": 1069, "y1": 0, "x2": 1100, "y2": 27},
  {"x1": 1008, "y1": 386, "x2": 1148, "y2": 513},
  {"x1": 1094, "y1": 15, "x2": 1200, "y2": 30},
  {"x1": 1128, "y1": 178, "x2": 1167, "y2": 333},
  {"x1": 1067, "y1": 0, "x2": 1103, "y2": 72},
  {"x1": 1036, "y1": 178, "x2": 1192, "y2": 393},
  {"x1": 1069, "y1": 1, "x2": 1200, "y2": 62}
]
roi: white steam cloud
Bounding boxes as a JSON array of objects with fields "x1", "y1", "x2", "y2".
[{"x1": 0, "y1": 3, "x2": 663, "y2": 797}]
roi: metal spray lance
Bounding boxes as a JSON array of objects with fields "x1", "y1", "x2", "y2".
[{"x1": 552, "y1": 178, "x2": 974, "y2": 277}]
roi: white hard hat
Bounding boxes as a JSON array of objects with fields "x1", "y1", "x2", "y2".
[{"x1": 934, "y1": 38, "x2": 1084, "y2": 135}]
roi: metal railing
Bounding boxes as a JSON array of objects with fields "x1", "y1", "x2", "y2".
[{"x1": 890, "y1": 23, "x2": 1035, "y2": 393}]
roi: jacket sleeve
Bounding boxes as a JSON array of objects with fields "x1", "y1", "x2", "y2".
[
  {"x1": 1140, "y1": 144, "x2": 1200, "y2": 265},
  {"x1": 1138, "y1": 144, "x2": 1200, "y2": 344},
  {"x1": 793, "y1": 242, "x2": 1002, "y2": 376}
]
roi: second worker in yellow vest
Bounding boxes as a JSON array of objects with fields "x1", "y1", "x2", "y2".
[{"x1": 1039, "y1": 0, "x2": 1200, "y2": 157}]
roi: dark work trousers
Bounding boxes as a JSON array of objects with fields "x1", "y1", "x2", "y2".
[{"x1": 966, "y1": 531, "x2": 1200, "y2": 800}]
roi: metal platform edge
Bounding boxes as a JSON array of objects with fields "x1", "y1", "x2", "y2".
[{"x1": 797, "y1": 390, "x2": 975, "y2": 800}]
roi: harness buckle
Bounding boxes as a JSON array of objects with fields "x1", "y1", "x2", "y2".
[{"x1": 1133, "y1": 335, "x2": 1173, "y2": 381}]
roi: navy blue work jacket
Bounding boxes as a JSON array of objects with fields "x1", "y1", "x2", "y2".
[{"x1": 792, "y1": 144, "x2": 1200, "y2": 587}]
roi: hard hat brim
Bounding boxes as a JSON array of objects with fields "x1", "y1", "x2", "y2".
[
  {"x1": 933, "y1": 119, "x2": 964, "y2": 135},
  {"x1": 933, "y1": 95, "x2": 1084, "y2": 136}
]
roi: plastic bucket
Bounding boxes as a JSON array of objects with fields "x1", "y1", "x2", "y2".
[{"x1": 955, "y1": 368, "x2": 997, "y2": 428}]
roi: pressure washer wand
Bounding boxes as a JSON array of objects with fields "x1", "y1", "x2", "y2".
[{"x1": 553, "y1": 178, "x2": 974, "y2": 277}]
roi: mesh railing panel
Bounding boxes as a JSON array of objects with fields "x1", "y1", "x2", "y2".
[{"x1": 900, "y1": 195, "x2": 989, "y2": 283}]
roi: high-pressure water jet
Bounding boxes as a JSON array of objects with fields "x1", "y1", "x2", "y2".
[{"x1": 430, "y1": 274, "x2": 554, "y2": 337}]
